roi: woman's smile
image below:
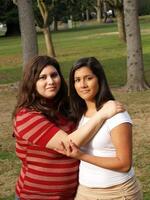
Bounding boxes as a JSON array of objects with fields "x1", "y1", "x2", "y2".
[
  {"x1": 36, "y1": 65, "x2": 61, "y2": 99},
  {"x1": 74, "y1": 66, "x2": 99, "y2": 101}
]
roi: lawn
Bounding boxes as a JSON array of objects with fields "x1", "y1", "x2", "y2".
[
  {"x1": 0, "y1": 18, "x2": 150, "y2": 85},
  {"x1": 0, "y1": 18, "x2": 150, "y2": 199}
]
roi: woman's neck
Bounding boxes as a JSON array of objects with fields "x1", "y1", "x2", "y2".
[{"x1": 84, "y1": 100, "x2": 97, "y2": 117}]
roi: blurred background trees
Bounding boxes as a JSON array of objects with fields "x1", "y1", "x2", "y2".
[
  {"x1": 0, "y1": 0, "x2": 149, "y2": 91},
  {"x1": 0, "y1": 0, "x2": 150, "y2": 37}
]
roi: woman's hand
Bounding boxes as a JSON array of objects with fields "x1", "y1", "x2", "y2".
[
  {"x1": 100, "y1": 100, "x2": 125, "y2": 119},
  {"x1": 55, "y1": 140, "x2": 83, "y2": 159}
]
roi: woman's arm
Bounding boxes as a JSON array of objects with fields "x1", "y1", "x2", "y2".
[
  {"x1": 55, "y1": 123, "x2": 132, "y2": 172},
  {"x1": 46, "y1": 100, "x2": 125, "y2": 150}
]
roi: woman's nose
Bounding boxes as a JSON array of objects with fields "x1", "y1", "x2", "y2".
[
  {"x1": 80, "y1": 79, "x2": 87, "y2": 87},
  {"x1": 47, "y1": 76, "x2": 54, "y2": 84}
]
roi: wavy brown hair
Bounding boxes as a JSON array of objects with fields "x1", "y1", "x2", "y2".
[{"x1": 13, "y1": 55, "x2": 69, "y2": 122}]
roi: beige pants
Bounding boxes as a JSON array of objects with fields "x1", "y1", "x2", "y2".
[{"x1": 75, "y1": 176, "x2": 143, "y2": 200}]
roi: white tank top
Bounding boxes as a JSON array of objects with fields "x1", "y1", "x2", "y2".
[{"x1": 78, "y1": 111, "x2": 135, "y2": 188}]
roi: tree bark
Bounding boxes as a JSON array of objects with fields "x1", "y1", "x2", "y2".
[
  {"x1": 53, "y1": 18, "x2": 58, "y2": 31},
  {"x1": 85, "y1": 9, "x2": 89, "y2": 21},
  {"x1": 17, "y1": 0, "x2": 38, "y2": 67},
  {"x1": 103, "y1": 1, "x2": 108, "y2": 23},
  {"x1": 115, "y1": 8, "x2": 126, "y2": 42},
  {"x1": 96, "y1": 0, "x2": 102, "y2": 23},
  {"x1": 123, "y1": 0, "x2": 149, "y2": 91},
  {"x1": 43, "y1": 27, "x2": 56, "y2": 57},
  {"x1": 37, "y1": 0, "x2": 56, "y2": 57}
]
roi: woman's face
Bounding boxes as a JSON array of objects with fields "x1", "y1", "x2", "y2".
[
  {"x1": 36, "y1": 65, "x2": 61, "y2": 99},
  {"x1": 74, "y1": 66, "x2": 99, "y2": 102}
]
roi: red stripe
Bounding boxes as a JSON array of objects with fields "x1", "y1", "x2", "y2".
[
  {"x1": 25, "y1": 176, "x2": 77, "y2": 185},
  {"x1": 23, "y1": 184, "x2": 77, "y2": 192},
  {"x1": 28, "y1": 167, "x2": 78, "y2": 176}
]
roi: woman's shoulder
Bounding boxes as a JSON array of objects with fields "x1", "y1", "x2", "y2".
[
  {"x1": 16, "y1": 107, "x2": 40, "y2": 115},
  {"x1": 106, "y1": 111, "x2": 132, "y2": 129},
  {"x1": 15, "y1": 107, "x2": 42, "y2": 121}
]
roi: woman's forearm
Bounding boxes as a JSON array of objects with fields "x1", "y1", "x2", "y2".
[
  {"x1": 78, "y1": 153, "x2": 132, "y2": 172},
  {"x1": 67, "y1": 100, "x2": 124, "y2": 146},
  {"x1": 67, "y1": 112, "x2": 105, "y2": 146},
  {"x1": 46, "y1": 101, "x2": 124, "y2": 149}
]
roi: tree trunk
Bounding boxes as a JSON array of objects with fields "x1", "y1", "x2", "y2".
[
  {"x1": 115, "y1": 8, "x2": 126, "y2": 42},
  {"x1": 123, "y1": 0, "x2": 149, "y2": 91},
  {"x1": 96, "y1": 0, "x2": 102, "y2": 23},
  {"x1": 53, "y1": 19, "x2": 58, "y2": 31},
  {"x1": 17, "y1": 0, "x2": 38, "y2": 67},
  {"x1": 103, "y1": 1, "x2": 108, "y2": 23},
  {"x1": 37, "y1": 0, "x2": 56, "y2": 57},
  {"x1": 43, "y1": 27, "x2": 56, "y2": 57},
  {"x1": 85, "y1": 9, "x2": 89, "y2": 21}
]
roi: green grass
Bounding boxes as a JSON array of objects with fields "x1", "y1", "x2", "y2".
[
  {"x1": 0, "y1": 66, "x2": 22, "y2": 84},
  {"x1": 0, "y1": 36, "x2": 22, "y2": 55},
  {"x1": 0, "y1": 151, "x2": 17, "y2": 160},
  {"x1": 144, "y1": 192, "x2": 150, "y2": 200},
  {"x1": 0, "y1": 196, "x2": 15, "y2": 200},
  {"x1": 0, "y1": 18, "x2": 149, "y2": 86}
]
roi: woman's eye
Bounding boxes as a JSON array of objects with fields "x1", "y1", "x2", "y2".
[
  {"x1": 87, "y1": 76, "x2": 93, "y2": 80},
  {"x1": 39, "y1": 75, "x2": 46, "y2": 80},
  {"x1": 74, "y1": 78, "x2": 80, "y2": 83},
  {"x1": 51, "y1": 72, "x2": 59, "y2": 78}
]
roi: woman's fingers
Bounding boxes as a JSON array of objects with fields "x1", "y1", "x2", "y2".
[{"x1": 115, "y1": 101, "x2": 126, "y2": 112}]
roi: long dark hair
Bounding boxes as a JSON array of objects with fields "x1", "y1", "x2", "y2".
[
  {"x1": 69, "y1": 57, "x2": 115, "y2": 122},
  {"x1": 13, "y1": 55, "x2": 69, "y2": 122}
]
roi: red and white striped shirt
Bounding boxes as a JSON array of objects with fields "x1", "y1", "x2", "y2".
[{"x1": 13, "y1": 108, "x2": 79, "y2": 200}]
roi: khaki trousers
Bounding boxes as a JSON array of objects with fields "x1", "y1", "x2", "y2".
[{"x1": 75, "y1": 176, "x2": 143, "y2": 200}]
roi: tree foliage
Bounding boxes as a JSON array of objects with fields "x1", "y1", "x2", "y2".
[
  {"x1": 0, "y1": 0, "x2": 20, "y2": 36},
  {"x1": 33, "y1": 0, "x2": 54, "y2": 28},
  {"x1": 138, "y1": 0, "x2": 150, "y2": 15},
  {"x1": 105, "y1": 0, "x2": 123, "y2": 8}
]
